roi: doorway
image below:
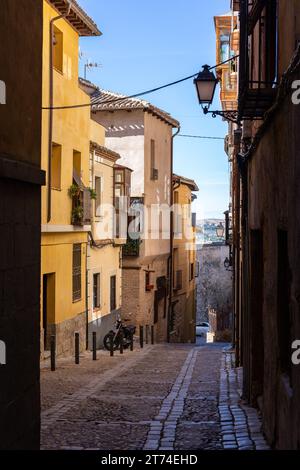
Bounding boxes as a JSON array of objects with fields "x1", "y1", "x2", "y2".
[
  {"x1": 249, "y1": 230, "x2": 264, "y2": 405},
  {"x1": 42, "y1": 273, "x2": 55, "y2": 351}
]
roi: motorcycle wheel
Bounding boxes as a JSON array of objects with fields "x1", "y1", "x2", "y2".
[{"x1": 103, "y1": 333, "x2": 120, "y2": 351}]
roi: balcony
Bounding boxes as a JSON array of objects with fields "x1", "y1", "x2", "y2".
[
  {"x1": 69, "y1": 184, "x2": 91, "y2": 227},
  {"x1": 122, "y1": 238, "x2": 140, "y2": 257},
  {"x1": 238, "y1": 0, "x2": 278, "y2": 121}
]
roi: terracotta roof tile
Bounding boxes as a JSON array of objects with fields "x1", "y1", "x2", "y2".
[
  {"x1": 173, "y1": 173, "x2": 199, "y2": 191},
  {"x1": 91, "y1": 89, "x2": 180, "y2": 128}
]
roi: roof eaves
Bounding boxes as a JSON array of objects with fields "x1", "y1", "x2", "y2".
[
  {"x1": 173, "y1": 173, "x2": 199, "y2": 191},
  {"x1": 90, "y1": 142, "x2": 120, "y2": 162},
  {"x1": 48, "y1": 0, "x2": 101, "y2": 37},
  {"x1": 91, "y1": 90, "x2": 179, "y2": 128}
]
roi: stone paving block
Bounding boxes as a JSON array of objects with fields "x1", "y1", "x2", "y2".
[{"x1": 41, "y1": 343, "x2": 270, "y2": 452}]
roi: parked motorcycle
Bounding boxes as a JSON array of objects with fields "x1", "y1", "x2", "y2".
[{"x1": 103, "y1": 315, "x2": 136, "y2": 351}]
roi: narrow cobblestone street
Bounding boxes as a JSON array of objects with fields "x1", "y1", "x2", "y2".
[{"x1": 41, "y1": 341, "x2": 269, "y2": 451}]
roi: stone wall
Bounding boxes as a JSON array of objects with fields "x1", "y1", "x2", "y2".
[
  {"x1": 0, "y1": 0, "x2": 44, "y2": 449},
  {"x1": 0, "y1": 175, "x2": 43, "y2": 449},
  {"x1": 247, "y1": 96, "x2": 300, "y2": 450},
  {"x1": 121, "y1": 256, "x2": 169, "y2": 343},
  {"x1": 46, "y1": 311, "x2": 87, "y2": 358},
  {"x1": 196, "y1": 244, "x2": 233, "y2": 326}
]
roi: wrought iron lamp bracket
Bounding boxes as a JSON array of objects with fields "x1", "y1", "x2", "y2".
[{"x1": 203, "y1": 106, "x2": 240, "y2": 124}]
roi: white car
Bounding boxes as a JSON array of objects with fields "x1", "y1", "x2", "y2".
[{"x1": 196, "y1": 322, "x2": 210, "y2": 337}]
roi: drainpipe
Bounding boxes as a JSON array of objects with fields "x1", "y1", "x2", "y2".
[
  {"x1": 47, "y1": 0, "x2": 73, "y2": 222},
  {"x1": 167, "y1": 126, "x2": 180, "y2": 342}
]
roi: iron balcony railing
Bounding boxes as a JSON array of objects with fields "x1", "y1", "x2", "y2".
[{"x1": 238, "y1": 0, "x2": 278, "y2": 121}]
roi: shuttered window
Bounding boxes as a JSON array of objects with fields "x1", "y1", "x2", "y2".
[
  {"x1": 95, "y1": 176, "x2": 101, "y2": 217},
  {"x1": 93, "y1": 273, "x2": 100, "y2": 309},
  {"x1": 72, "y1": 244, "x2": 82, "y2": 302},
  {"x1": 83, "y1": 188, "x2": 91, "y2": 224},
  {"x1": 110, "y1": 275, "x2": 116, "y2": 312}
]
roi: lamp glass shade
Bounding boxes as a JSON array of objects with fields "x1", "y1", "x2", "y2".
[
  {"x1": 216, "y1": 223, "x2": 225, "y2": 238},
  {"x1": 194, "y1": 65, "x2": 218, "y2": 106}
]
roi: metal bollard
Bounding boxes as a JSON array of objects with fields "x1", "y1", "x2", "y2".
[
  {"x1": 140, "y1": 325, "x2": 144, "y2": 349},
  {"x1": 151, "y1": 325, "x2": 154, "y2": 345},
  {"x1": 92, "y1": 332, "x2": 97, "y2": 361},
  {"x1": 130, "y1": 332, "x2": 134, "y2": 351},
  {"x1": 50, "y1": 335, "x2": 56, "y2": 371},
  {"x1": 110, "y1": 333, "x2": 114, "y2": 357},
  {"x1": 119, "y1": 330, "x2": 124, "y2": 355},
  {"x1": 146, "y1": 325, "x2": 149, "y2": 344},
  {"x1": 75, "y1": 332, "x2": 80, "y2": 364}
]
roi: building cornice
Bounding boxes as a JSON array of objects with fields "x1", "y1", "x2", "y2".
[
  {"x1": 47, "y1": 0, "x2": 101, "y2": 37},
  {"x1": 90, "y1": 142, "x2": 120, "y2": 163}
]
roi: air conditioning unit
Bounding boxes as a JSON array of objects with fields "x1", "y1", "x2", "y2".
[{"x1": 151, "y1": 168, "x2": 159, "y2": 180}]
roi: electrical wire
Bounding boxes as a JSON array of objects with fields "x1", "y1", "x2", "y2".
[
  {"x1": 178, "y1": 134, "x2": 224, "y2": 140},
  {"x1": 42, "y1": 55, "x2": 239, "y2": 111},
  {"x1": 42, "y1": 73, "x2": 198, "y2": 111}
]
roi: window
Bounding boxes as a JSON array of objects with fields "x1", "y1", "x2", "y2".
[
  {"x1": 53, "y1": 25, "x2": 63, "y2": 73},
  {"x1": 190, "y1": 263, "x2": 194, "y2": 281},
  {"x1": 145, "y1": 271, "x2": 152, "y2": 292},
  {"x1": 51, "y1": 143, "x2": 62, "y2": 190},
  {"x1": 174, "y1": 191, "x2": 179, "y2": 204},
  {"x1": 250, "y1": 230, "x2": 264, "y2": 402},
  {"x1": 220, "y1": 33, "x2": 230, "y2": 62},
  {"x1": 110, "y1": 275, "x2": 116, "y2": 311},
  {"x1": 114, "y1": 170, "x2": 125, "y2": 208},
  {"x1": 95, "y1": 176, "x2": 102, "y2": 217},
  {"x1": 239, "y1": 0, "x2": 278, "y2": 119},
  {"x1": 150, "y1": 139, "x2": 158, "y2": 180},
  {"x1": 174, "y1": 270, "x2": 183, "y2": 291},
  {"x1": 43, "y1": 273, "x2": 55, "y2": 351},
  {"x1": 192, "y1": 213, "x2": 197, "y2": 228},
  {"x1": 72, "y1": 244, "x2": 82, "y2": 302},
  {"x1": 73, "y1": 150, "x2": 81, "y2": 179},
  {"x1": 195, "y1": 261, "x2": 200, "y2": 278},
  {"x1": 93, "y1": 273, "x2": 100, "y2": 309},
  {"x1": 277, "y1": 230, "x2": 292, "y2": 378}
]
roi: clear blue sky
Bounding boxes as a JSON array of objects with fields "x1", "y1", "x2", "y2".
[{"x1": 78, "y1": 0, "x2": 230, "y2": 219}]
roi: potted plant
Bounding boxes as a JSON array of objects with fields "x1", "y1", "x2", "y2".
[
  {"x1": 89, "y1": 188, "x2": 97, "y2": 200},
  {"x1": 71, "y1": 205, "x2": 84, "y2": 226},
  {"x1": 68, "y1": 183, "x2": 82, "y2": 199}
]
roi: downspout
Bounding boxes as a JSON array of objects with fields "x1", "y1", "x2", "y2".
[
  {"x1": 47, "y1": 1, "x2": 73, "y2": 222},
  {"x1": 86, "y1": 148, "x2": 95, "y2": 349},
  {"x1": 86, "y1": 244, "x2": 89, "y2": 349},
  {"x1": 167, "y1": 126, "x2": 180, "y2": 342}
]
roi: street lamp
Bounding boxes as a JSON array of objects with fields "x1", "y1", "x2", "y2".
[
  {"x1": 194, "y1": 65, "x2": 218, "y2": 110},
  {"x1": 216, "y1": 222, "x2": 225, "y2": 239},
  {"x1": 194, "y1": 63, "x2": 239, "y2": 124}
]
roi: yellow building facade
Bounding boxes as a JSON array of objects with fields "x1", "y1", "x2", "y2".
[
  {"x1": 171, "y1": 174, "x2": 199, "y2": 343},
  {"x1": 86, "y1": 120, "x2": 131, "y2": 347},
  {"x1": 41, "y1": 1, "x2": 101, "y2": 357}
]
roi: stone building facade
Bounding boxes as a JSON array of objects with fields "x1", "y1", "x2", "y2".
[
  {"x1": 196, "y1": 243, "x2": 233, "y2": 339},
  {"x1": 0, "y1": 0, "x2": 45, "y2": 449},
  {"x1": 218, "y1": 0, "x2": 300, "y2": 449},
  {"x1": 86, "y1": 89, "x2": 180, "y2": 341},
  {"x1": 171, "y1": 174, "x2": 198, "y2": 343},
  {"x1": 40, "y1": 1, "x2": 101, "y2": 358}
]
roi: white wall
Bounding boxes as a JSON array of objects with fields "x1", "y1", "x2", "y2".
[{"x1": 92, "y1": 109, "x2": 145, "y2": 196}]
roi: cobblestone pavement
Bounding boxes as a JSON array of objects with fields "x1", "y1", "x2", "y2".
[
  {"x1": 219, "y1": 350, "x2": 270, "y2": 450},
  {"x1": 41, "y1": 341, "x2": 269, "y2": 450}
]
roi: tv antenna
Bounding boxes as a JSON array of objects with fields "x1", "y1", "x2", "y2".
[{"x1": 84, "y1": 60, "x2": 102, "y2": 80}]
